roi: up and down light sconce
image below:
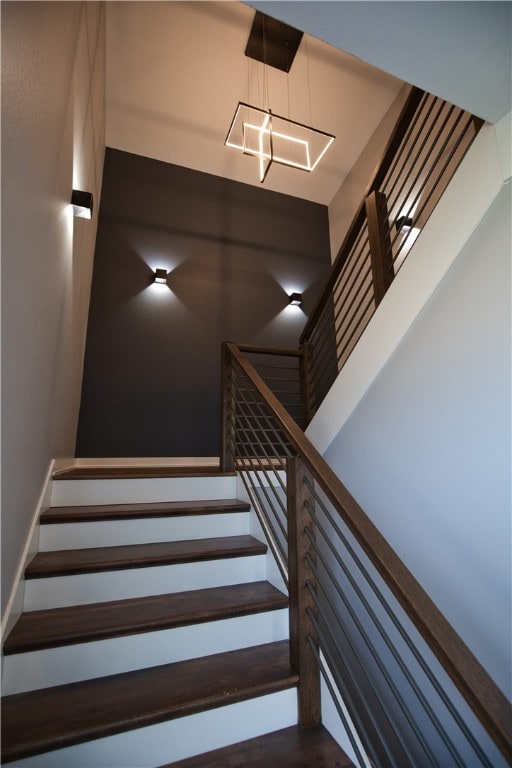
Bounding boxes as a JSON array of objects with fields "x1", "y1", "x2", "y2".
[
  {"x1": 153, "y1": 268, "x2": 169, "y2": 285},
  {"x1": 288, "y1": 292, "x2": 303, "y2": 307},
  {"x1": 71, "y1": 189, "x2": 93, "y2": 220},
  {"x1": 395, "y1": 216, "x2": 413, "y2": 234}
]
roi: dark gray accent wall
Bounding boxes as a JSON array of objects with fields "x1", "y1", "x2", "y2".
[{"x1": 76, "y1": 148, "x2": 331, "y2": 457}]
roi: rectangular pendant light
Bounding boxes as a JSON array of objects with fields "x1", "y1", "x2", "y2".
[{"x1": 225, "y1": 102, "x2": 334, "y2": 183}]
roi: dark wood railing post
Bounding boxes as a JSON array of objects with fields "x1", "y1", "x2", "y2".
[
  {"x1": 287, "y1": 455, "x2": 321, "y2": 726},
  {"x1": 365, "y1": 190, "x2": 394, "y2": 306},
  {"x1": 298, "y1": 343, "x2": 313, "y2": 427},
  {"x1": 220, "y1": 343, "x2": 235, "y2": 471}
]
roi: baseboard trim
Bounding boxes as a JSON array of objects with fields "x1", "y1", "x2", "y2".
[{"x1": 1, "y1": 461, "x2": 54, "y2": 641}]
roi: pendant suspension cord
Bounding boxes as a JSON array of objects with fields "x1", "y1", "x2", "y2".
[
  {"x1": 247, "y1": 56, "x2": 250, "y2": 106},
  {"x1": 305, "y1": 34, "x2": 313, "y2": 127},
  {"x1": 256, "y1": 60, "x2": 262, "y2": 109},
  {"x1": 287, "y1": 71, "x2": 291, "y2": 120},
  {"x1": 262, "y1": 16, "x2": 270, "y2": 111}
]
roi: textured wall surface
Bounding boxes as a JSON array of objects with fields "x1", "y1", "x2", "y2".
[
  {"x1": 76, "y1": 148, "x2": 331, "y2": 457},
  {"x1": 1, "y1": 2, "x2": 105, "y2": 615}
]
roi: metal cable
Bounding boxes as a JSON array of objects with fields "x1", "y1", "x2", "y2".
[
  {"x1": 303, "y1": 480, "x2": 494, "y2": 767},
  {"x1": 305, "y1": 561, "x2": 447, "y2": 767},
  {"x1": 307, "y1": 638, "x2": 370, "y2": 768}
]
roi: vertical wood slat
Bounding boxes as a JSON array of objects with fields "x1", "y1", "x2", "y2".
[
  {"x1": 287, "y1": 456, "x2": 321, "y2": 726},
  {"x1": 365, "y1": 190, "x2": 394, "y2": 306},
  {"x1": 299, "y1": 343, "x2": 313, "y2": 427},
  {"x1": 220, "y1": 343, "x2": 235, "y2": 472},
  {"x1": 300, "y1": 87, "x2": 425, "y2": 348}
]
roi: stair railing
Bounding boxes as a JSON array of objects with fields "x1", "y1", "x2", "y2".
[
  {"x1": 300, "y1": 87, "x2": 484, "y2": 419},
  {"x1": 221, "y1": 341, "x2": 512, "y2": 767}
]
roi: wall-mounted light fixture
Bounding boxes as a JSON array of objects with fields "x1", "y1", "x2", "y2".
[
  {"x1": 71, "y1": 189, "x2": 93, "y2": 220},
  {"x1": 288, "y1": 292, "x2": 303, "y2": 307},
  {"x1": 153, "y1": 268, "x2": 168, "y2": 285},
  {"x1": 395, "y1": 216, "x2": 413, "y2": 234}
]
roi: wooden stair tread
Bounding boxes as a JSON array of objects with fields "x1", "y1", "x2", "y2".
[
  {"x1": 4, "y1": 581, "x2": 288, "y2": 654},
  {"x1": 161, "y1": 724, "x2": 355, "y2": 767},
  {"x1": 25, "y1": 536, "x2": 267, "y2": 579},
  {"x1": 1, "y1": 640, "x2": 297, "y2": 763},
  {"x1": 40, "y1": 498, "x2": 250, "y2": 524},
  {"x1": 52, "y1": 465, "x2": 233, "y2": 480}
]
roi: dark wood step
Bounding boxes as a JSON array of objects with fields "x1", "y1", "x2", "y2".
[
  {"x1": 4, "y1": 581, "x2": 288, "y2": 654},
  {"x1": 52, "y1": 464, "x2": 232, "y2": 480},
  {"x1": 40, "y1": 498, "x2": 250, "y2": 524},
  {"x1": 25, "y1": 536, "x2": 267, "y2": 579},
  {"x1": 1, "y1": 640, "x2": 297, "y2": 764},
  {"x1": 160, "y1": 724, "x2": 355, "y2": 767}
]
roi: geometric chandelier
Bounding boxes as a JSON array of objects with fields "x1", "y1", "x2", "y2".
[{"x1": 225, "y1": 101, "x2": 335, "y2": 183}]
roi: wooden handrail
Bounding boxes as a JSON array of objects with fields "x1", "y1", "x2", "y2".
[
  {"x1": 223, "y1": 341, "x2": 512, "y2": 762},
  {"x1": 300, "y1": 86, "x2": 424, "y2": 345}
]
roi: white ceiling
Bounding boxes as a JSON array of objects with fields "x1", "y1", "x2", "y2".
[
  {"x1": 106, "y1": 1, "x2": 405, "y2": 205},
  {"x1": 250, "y1": 1, "x2": 512, "y2": 125}
]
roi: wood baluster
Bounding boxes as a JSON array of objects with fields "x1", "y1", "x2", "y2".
[
  {"x1": 298, "y1": 343, "x2": 313, "y2": 428},
  {"x1": 220, "y1": 342, "x2": 235, "y2": 472},
  {"x1": 288, "y1": 455, "x2": 321, "y2": 726},
  {"x1": 365, "y1": 190, "x2": 394, "y2": 306}
]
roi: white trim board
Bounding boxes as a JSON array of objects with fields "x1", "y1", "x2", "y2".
[{"x1": 1, "y1": 461, "x2": 53, "y2": 641}]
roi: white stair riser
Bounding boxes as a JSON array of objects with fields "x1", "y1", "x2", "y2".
[
  {"x1": 5, "y1": 688, "x2": 297, "y2": 768},
  {"x1": 39, "y1": 512, "x2": 250, "y2": 551},
  {"x1": 50, "y1": 476, "x2": 237, "y2": 507},
  {"x1": 24, "y1": 556, "x2": 266, "y2": 610},
  {"x1": 2, "y1": 609, "x2": 289, "y2": 694}
]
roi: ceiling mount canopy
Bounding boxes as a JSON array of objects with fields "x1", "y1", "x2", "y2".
[{"x1": 245, "y1": 11, "x2": 303, "y2": 73}]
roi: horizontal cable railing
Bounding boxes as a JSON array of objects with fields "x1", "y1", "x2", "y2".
[
  {"x1": 300, "y1": 87, "x2": 483, "y2": 418},
  {"x1": 235, "y1": 345, "x2": 309, "y2": 429},
  {"x1": 221, "y1": 341, "x2": 512, "y2": 767}
]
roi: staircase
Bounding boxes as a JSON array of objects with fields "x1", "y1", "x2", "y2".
[{"x1": 1, "y1": 465, "x2": 352, "y2": 767}]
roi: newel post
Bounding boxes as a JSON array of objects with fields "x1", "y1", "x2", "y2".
[
  {"x1": 365, "y1": 190, "x2": 394, "y2": 306},
  {"x1": 287, "y1": 455, "x2": 321, "y2": 726},
  {"x1": 298, "y1": 343, "x2": 313, "y2": 428},
  {"x1": 220, "y1": 343, "x2": 235, "y2": 472}
]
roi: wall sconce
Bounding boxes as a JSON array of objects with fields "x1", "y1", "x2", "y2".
[
  {"x1": 288, "y1": 292, "x2": 303, "y2": 307},
  {"x1": 396, "y1": 216, "x2": 413, "y2": 234},
  {"x1": 153, "y1": 268, "x2": 168, "y2": 285},
  {"x1": 71, "y1": 189, "x2": 93, "y2": 220}
]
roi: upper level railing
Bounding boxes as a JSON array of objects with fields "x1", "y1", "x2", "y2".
[
  {"x1": 300, "y1": 87, "x2": 484, "y2": 418},
  {"x1": 221, "y1": 341, "x2": 512, "y2": 767}
]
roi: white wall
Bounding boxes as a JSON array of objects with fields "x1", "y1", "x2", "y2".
[
  {"x1": 248, "y1": 1, "x2": 512, "y2": 124},
  {"x1": 323, "y1": 179, "x2": 511, "y2": 697},
  {"x1": 1, "y1": 2, "x2": 106, "y2": 618}
]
